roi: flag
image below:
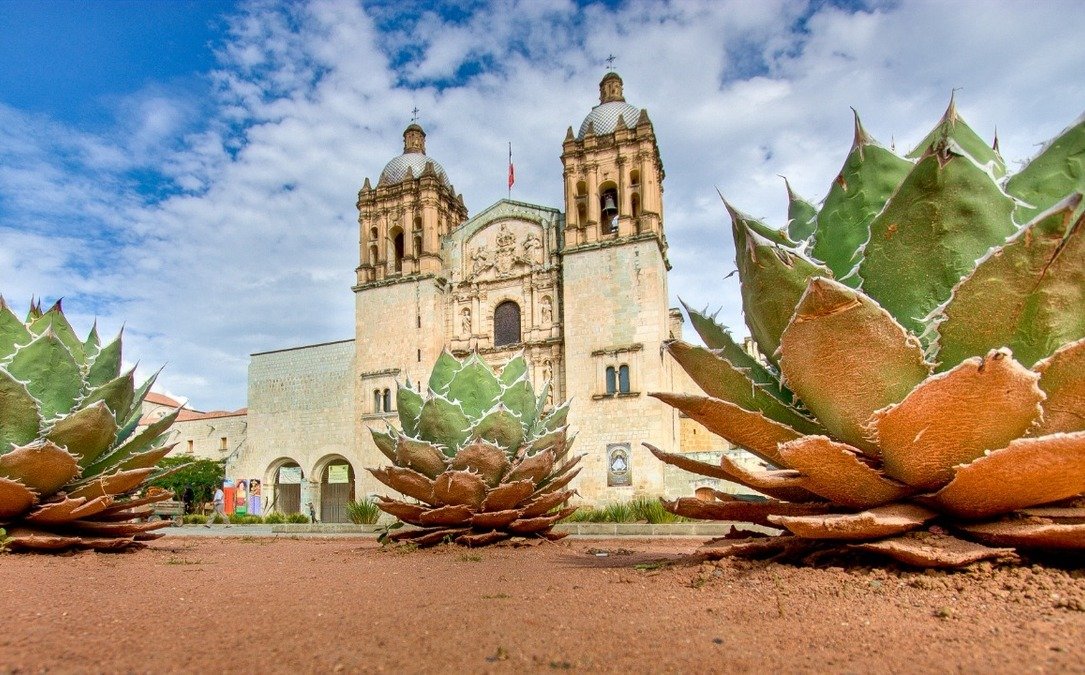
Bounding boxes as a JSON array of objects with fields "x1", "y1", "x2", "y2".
[{"x1": 507, "y1": 142, "x2": 515, "y2": 190}]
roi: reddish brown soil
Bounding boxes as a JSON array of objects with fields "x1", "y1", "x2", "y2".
[{"x1": 2, "y1": 536, "x2": 1084, "y2": 673}]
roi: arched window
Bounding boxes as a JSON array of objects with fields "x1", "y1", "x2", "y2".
[
  {"x1": 618, "y1": 365, "x2": 630, "y2": 394},
  {"x1": 413, "y1": 215, "x2": 422, "y2": 231},
  {"x1": 413, "y1": 234, "x2": 422, "y2": 258},
  {"x1": 630, "y1": 169, "x2": 641, "y2": 187},
  {"x1": 631, "y1": 192, "x2": 641, "y2": 218},
  {"x1": 391, "y1": 228, "x2": 404, "y2": 272},
  {"x1": 382, "y1": 388, "x2": 392, "y2": 412},
  {"x1": 494, "y1": 301, "x2": 521, "y2": 347},
  {"x1": 373, "y1": 389, "x2": 382, "y2": 412},
  {"x1": 605, "y1": 366, "x2": 617, "y2": 395},
  {"x1": 369, "y1": 226, "x2": 378, "y2": 241},
  {"x1": 599, "y1": 182, "x2": 619, "y2": 234},
  {"x1": 368, "y1": 244, "x2": 379, "y2": 266}
]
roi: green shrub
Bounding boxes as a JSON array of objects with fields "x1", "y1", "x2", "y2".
[
  {"x1": 559, "y1": 499, "x2": 690, "y2": 524},
  {"x1": 628, "y1": 497, "x2": 687, "y2": 524},
  {"x1": 347, "y1": 498, "x2": 381, "y2": 525},
  {"x1": 183, "y1": 514, "x2": 208, "y2": 525},
  {"x1": 263, "y1": 511, "x2": 287, "y2": 524},
  {"x1": 228, "y1": 513, "x2": 264, "y2": 524},
  {"x1": 204, "y1": 513, "x2": 229, "y2": 525},
  {"x1": 286, "y1": 513, "x2": 310, "y2": 524}
]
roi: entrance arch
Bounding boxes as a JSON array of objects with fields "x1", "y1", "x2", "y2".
[
  {"x1": 267, "y1": 458, "x2": 303, "y2": 515},
  {"x1": 316, "y1": 455, "x2": 356, "y2": 524}
]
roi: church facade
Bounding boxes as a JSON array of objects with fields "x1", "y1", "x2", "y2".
[{"x1": 224, "y1": 73, "x2": 730, "y2": 521}]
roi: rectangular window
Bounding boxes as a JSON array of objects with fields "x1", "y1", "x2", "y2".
[
  {"x1": 417, "y1": 349, "x2": 422, "y2": 363},
  {"x1": 618, "y1": 365, "x2": 630, "y2": 393},
  {"x1": 186, "y1": 440, "x2": 194, "y2": 453},
  {"x1": 605, "y1": 366, "x2": 617, "y2": 395},
  {"x1": 220, "y1": 437, "x2": 227, "y2": 450}
]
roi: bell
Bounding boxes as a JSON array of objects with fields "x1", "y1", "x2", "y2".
[{"x1": 601, "y1": 194, "x2": 618, "y2": 217}]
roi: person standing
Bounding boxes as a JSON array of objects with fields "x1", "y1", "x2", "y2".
[{"x1": 205, "y1": 486, "x2": 228, "y2": 527}]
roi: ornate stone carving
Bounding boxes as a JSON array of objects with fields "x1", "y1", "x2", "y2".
[
  {"x1": 540, "y1": 296, "x2": 553, "y2": 325},
  {"x1": 461, "y1": 307, "x2": 472, "y2": 335}
]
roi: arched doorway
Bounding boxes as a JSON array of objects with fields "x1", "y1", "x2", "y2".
[
  {"x1": 320, "y1": 459, "x2": 356, "y2": 523},
  {"x1": 272, "y1": 460, "x2": 303, "y2": 515}
]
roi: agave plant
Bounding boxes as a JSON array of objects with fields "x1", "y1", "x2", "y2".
[
  {"x1": 367, "y1": 351, "x2": 580, "y2": 547},
  {"x1": 648, "y1": 100, "x2": 1085, "y2": 567},
  {"x1": 0, "y1": 298, "x2": 179, "y2": 551}
]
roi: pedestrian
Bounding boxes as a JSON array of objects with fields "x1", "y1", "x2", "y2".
[{"x1": 205, "y1": 486, "x2": 228, "y2": 527}]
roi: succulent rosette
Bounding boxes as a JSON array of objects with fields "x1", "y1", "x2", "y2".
[
  {"x1": 648, "y1": 100, "x2": 1085, "y2": 567},
  {"x1": 0, "y1": 298, "x2": 178, "y2": 551},
  {"x1": 368, "y1": 351, "x2": 580, "y2": 547}
]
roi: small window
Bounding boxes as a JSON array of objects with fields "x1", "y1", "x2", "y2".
[
  {"x1": 631, "y1": 192, "x2": 641, "y2": 218},
  {"x1": 186, "y1": 440, "x2": 194, "y2": 453},
  {"x1": 391, "y1": 229, "x2": 404, "y2": 272},
  {"x1": 605, "y1": 366, "x2": 617, "y2": 395},
  {"x1": 618, "y1": 365, "x2": 630, "y2": 394},
  {"x1": 413, "y1": 234, "x2": 422, "y2": 257},
  {"x1": 220, "y1": 437, "x2": 227, "y2": 450},
  {"x1": 369, "y1": 226, "x2": 378, "y2": 241},
  {"x1": 373, "y1": 389, "x2": 382, "y2": 412},
  {"x1": 494, "y1": 301, "x2": 521, "y2": 347},
  {"x1": 383, "y1": 388, "x2": 392, "y2": 412},
  {"x1": 369, "y1": 244, "x2": 378, "y2": 266},
  {"x1": 630, "y1": 169, "x2": 641, "y2": 187},
  {"x1": 417, "y1": 349, "x2": 422, "y2": 363},
  {"x1": 413, "y1": 216, "x2": 422, "y2": 231}
]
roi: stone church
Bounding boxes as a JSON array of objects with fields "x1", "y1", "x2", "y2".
[{"x1": 215, "y1": 73, "x2": 729, "y2": 521}]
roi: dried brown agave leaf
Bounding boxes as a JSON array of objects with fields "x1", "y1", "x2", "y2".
[
  {"x1": 520, "y1": 489, "x2": 574, "y2": 518},
  {"x1": 375, "y1": 497, "x2": 427, "y2": 526},
  {"x1": 779, "y1": 277, "x2": 931, "y2": 456},
  {"x1": 456, "y1": 530, "x2": 511, "y2": 547},
  {"x1": 1032, "y1": 337, "x2": 1085, "y2": 435},
  {"x1": 24, "y1": 496, "x2": 89, "y2": 524},
  {"x1": 450, "y1": 440, "x2": 511, "y2": 487},
  {"x1": 715, "y1": 456, "x2": 807, "y2": 490},
  {"x1": 67, "y1": 519, "x2": 171, "y2": 536},
  {"x1": 505, "y1": 449, "x2": 555, "y2": 485},
  {"x1": 648, "y1": 393, "x2": 800, "y2": 466},
  {"x1": 391, "y1": 527, "x2": 470, "y2": 547},
  {"x1": 418, "y1": 504, "x2": 474, "y2": 527},
  {"x1": 117, "y1": 445, "x2": 175, "y2": 471},
  {"x1": 933, "y1": 431, "x2": 1085, "y2": 519},
  {"x1": 93, "y1": 489, "x2": 166, "y2": 516},
  {"x1": 0, "y1": 441, "x2": 81, "y2": 495},
  {"x1": 850, "y1": 530, "x2": 1016, "y2": 568},
  {"x1": 506, "y1": 507, "x2": 575, "y2": 535},
  {"x1": 481, "y1": 479, "x2": 535, "y2": 512},
  {"x1": 0, "y1": 477, "x2": 37, "y2": 519},
  {"x1": 92, "y1": 506, "x2": 155, "y2": 522},
  {"x1": 957, "y1": 518, "x2": 1085, "y2": 549},
  {"x1": 3, "y1": 527, "x2": 85, "y2": 551},
  {"x1": 768, "y1": 504, "x2": 937, "y2": 541},
  {"x1": 700, "y1": 534, "x2": 812, "y2": 560},
  {"x1": 872, "y1": 349, "x2": 1044, "y2": 490},
  {"x1": 368, "y1": 466, "x2": 436, "y2": 504},
  {"x1": 662, "y1": 496, "x2": 836, "y2": 528},
  {"x1": 431, "y1": 470, "x2": 487, "y2": 509},
  {"x1": 470, "y1": 509, "x2": 521, "y2": 529},
  {"x1": 395, "y1": 437, "x2": 448, "y2": 479},
  {"x1": 68, "y1": 467, "x2": 156, "y2": 500},
  {"x1": 644, "y1": 443, "x2": 820, "y2": 502},
  {"x1": 777, "y1": 436, "x2": 917, "y2": 508}
]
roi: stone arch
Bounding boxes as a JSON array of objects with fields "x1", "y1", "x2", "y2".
[
  {"x1": 599, "y1": 180, "x2": 619, "y2": 234},
  {"x1": 389, "y1": 225, "x2": 405, "y2": 272},
  {"x1": 312, "y1": 454, "x2": 357, "y2": 524},
  {"x1": 265, "y1": 457, "x2": 304, "y2": 515}
]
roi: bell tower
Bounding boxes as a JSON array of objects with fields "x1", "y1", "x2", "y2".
[
  {"x1": 560, "y1": 72, "x2": 665, "y2": 249},
  {"x1": 558, "y1": 72, "x2": 679, "y2": 502}
]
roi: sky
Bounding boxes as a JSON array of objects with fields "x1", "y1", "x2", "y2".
[{"x1": 1, "y1": 0, "x2": 1083, "y2": 410}]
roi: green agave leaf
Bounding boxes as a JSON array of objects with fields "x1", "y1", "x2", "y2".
[
  {"x1": 7, "y1": 331, "x2": 82, "y2": 421},
  {"x1": 1033, "y1": 337, "x2": 1085, "y2": 435},
  {"x1": 81, "y1": 408, "x2": 177, "y2": 475},
  {"x1": 395, "y1": 436, "x2": 448, "y2": 479},
  {"x1": 445, "y1": 354, "x2": 502, "y2": 419},
  {"x1": 417, "y1": 393, "x2": 471, "y2": 456},
  {"x1": 0, "y1": 368, "x2": 43, "y2": 452},
  {"x1": 469, "y1": 405, "x2": 525, "y2": 454},
  {"x1": 0, "y1": 300, "x2": 32, "y2": 360},
  {"x1": 811, "y1": 110, "x2": 913, "y2": 284},
  {"x1": 114, "y1": 407, "x2": 143, "y2": 446},
  {"x1": 397, "y1": 384, "x2": 424, "y2": 437},
  {"x1": 82, "y1": 321, "x2": 101, "y2": 362},
  {"x1": 499, "y1": 353, "x2": 528, "y2": 385},
  {"x1": 732, "y1": 204, "x2": 833, "y2": 363},
  {"x1": 44, "y1": 400, "x2": 118, "y2": 464},
  {"x1": 724, "y1": 197, "x2": 794, "y2": 247},
  {"x1": 906, "y1": 96, "x2": 1006, "y2": 179},
  {"x1": 427, "y1": 351, "x2": 461, "y2": 394},
  {"x1": 783, "y1": 177, "x2": 818, "y2": 243},
  {"x1": 86, "y1": 332, "x2": 122, "y2": 390},
  {"x1": 934, "y1": 196, "x2": 1085, "y2": 370},
  {"x1": 1006, "y1": 115, "x2": 1085, "y2": 225},
  {"x1": 665, "y1": 341, "x2": 822, "y2": 435},
  {"x1": 28, "y1": 301, "x2": 86, "y2": 365},
  {"x1": 499, "y1": 377, "x2": 537, "y2": 428},
  {"x1": 131, "y1": 368, "x2": 161, "y2": 410},
  {"x1": 523, "y1": 427, "x2": 567, "y2": 458},
  {"x1": 537, "y1": 399, "x2": 570, "y2": 435},
  {"x1": 533, "y1": 379, "x2": 551, "y2": 429},
  {"x1": 779, "y1": 278, "x2": 931, "y2": 455},
  {"x1": 25, "y1": 299, "x2": 43, "y2": 322},
  {"x1": 859, "y1": 145, "x2": 1017, "y2": 336},
  {"x1": 680, "y1": 300, "x2": 793, "y2": 405},
  {"x1": 82, "y1": 369, "x2": 135, "y2": 423},
  {"x1": 370, "y1": 426, "x2": 397, "y2": 463}
]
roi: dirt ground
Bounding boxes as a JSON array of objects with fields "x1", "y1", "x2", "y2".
[{"x1": 2, "y1": 536, "x2": 1084, "y2": 673}]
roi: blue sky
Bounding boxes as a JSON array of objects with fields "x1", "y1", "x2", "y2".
[{"x1": 1, "y1": 0, "x2": 1083, "y2": 409}]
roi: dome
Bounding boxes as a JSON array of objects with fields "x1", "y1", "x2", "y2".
[
  {"x1": 577, "y1": 100, "x2": 642, "y2": 139},
  {"x1": 378, "y1": 153, "x2": 450, "y2": 187}
]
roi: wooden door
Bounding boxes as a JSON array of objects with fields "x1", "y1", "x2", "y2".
[{"x1": 320, "y1": 462, "x2": 355, "y2": 523}]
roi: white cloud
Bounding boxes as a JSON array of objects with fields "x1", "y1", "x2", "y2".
[{"x1": 1, "y1": 0, "x2": 1083, "y2": 409}]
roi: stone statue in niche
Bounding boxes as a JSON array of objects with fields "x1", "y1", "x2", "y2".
[
  {"x1": 461, "y1": 307, "x2": 472, "y2": 335},
  {"x1": 523, "y1": 232, "x2": 543, "y2": 264},
  {"x1": 542, "y1": 359, "x2": 554, "y2": 405},
  {"x1": 540, "y1": 296, "x2": 553, "y2": 325}
]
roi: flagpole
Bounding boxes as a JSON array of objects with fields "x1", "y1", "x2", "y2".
[{"x1": 507, "y1": 142, "x2": 513, "y2": 200}]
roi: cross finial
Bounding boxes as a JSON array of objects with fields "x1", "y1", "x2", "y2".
[
  {"x1": 411, "y1": 106, "x2": 420, "y2": 123},
  {"x1": 605, "y1": 54, "x2": 616, "y2": 70}
]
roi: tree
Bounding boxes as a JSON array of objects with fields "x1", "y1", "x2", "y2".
[{"x1": 148, "y1": 457, "x2": 224, "y2": 511}]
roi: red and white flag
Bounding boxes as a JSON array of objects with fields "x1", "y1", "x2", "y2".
[{"x1": 507, "y1": 142, "x2": 515, "y2": 190}]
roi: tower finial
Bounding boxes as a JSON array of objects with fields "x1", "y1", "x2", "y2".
[
  {"x1": 411, "y1": 106, "x2": 420, "y2": 123},
  {"x1": 605, "y1": 54, "x2": 616, "y2": 71}
]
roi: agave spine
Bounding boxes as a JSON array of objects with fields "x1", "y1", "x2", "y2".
[
  {"x1": 649, "y1": 101, "x2": 1085, "y2": 567},
  {"x1": 367, "y1": 351, "x2": 580, "y2": 547},
  {"x1": 0, "y1": 297, "x2": 179, "y2": 551}
]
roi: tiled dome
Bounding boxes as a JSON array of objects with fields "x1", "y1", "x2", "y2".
[
  {"x1": 378, "y1": 153, "x2": 450, "y2": 187},
  {"x1": 577, "y1": 101, "x2": 642, "y2": 139}
]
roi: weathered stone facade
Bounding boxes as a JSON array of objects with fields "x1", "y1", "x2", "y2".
[{"x1": 227, "y1": 72, "x2": 730, "y2": 520}]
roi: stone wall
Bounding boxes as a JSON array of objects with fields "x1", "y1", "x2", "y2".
[{"x1": 165, "y1": 413, "x2": 248, "y2": 465}]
